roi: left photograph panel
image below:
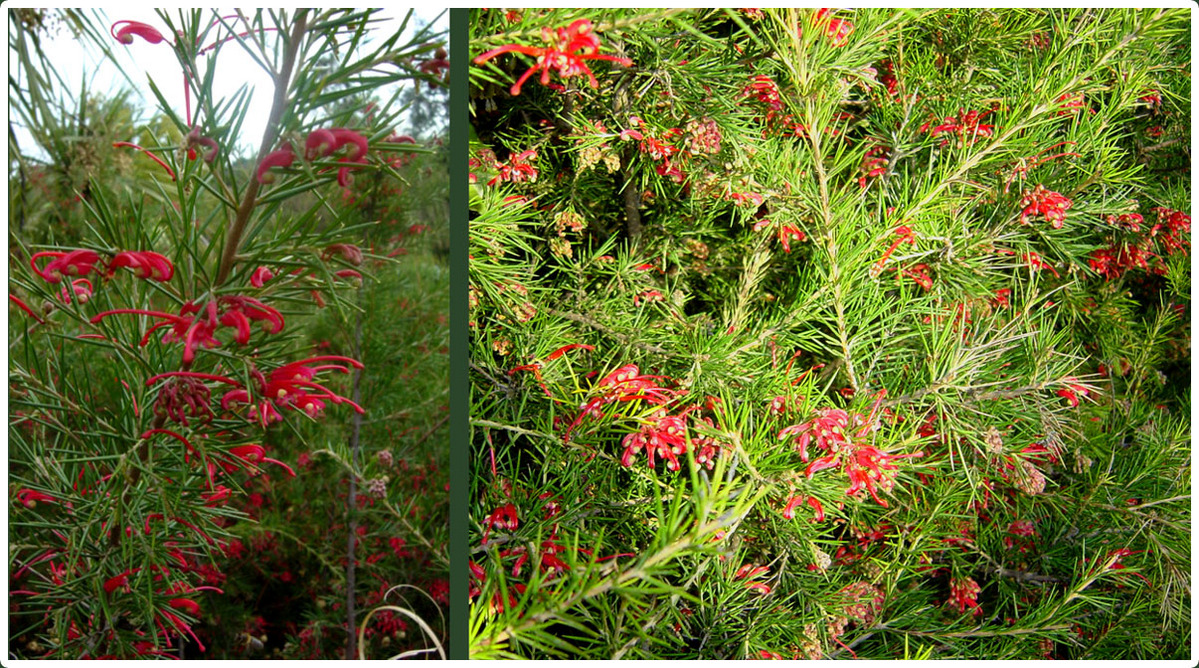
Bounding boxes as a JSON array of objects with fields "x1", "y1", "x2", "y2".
[{"x1": 8, "y1": 8, "x2": 449, "y2": 659}]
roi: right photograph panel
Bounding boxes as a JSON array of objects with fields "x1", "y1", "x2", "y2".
[{"x1": 466, "y1": 8, "x2": 1192, "y2": 660}]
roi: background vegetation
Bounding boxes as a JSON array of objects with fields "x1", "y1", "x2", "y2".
[{"x1": 467, "y1": 8, "x2": 1190, "y2": 659}]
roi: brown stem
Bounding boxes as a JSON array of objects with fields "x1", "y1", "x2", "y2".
[{"x1": 215, "y1": 10, "x2": 309, "y2": 285}]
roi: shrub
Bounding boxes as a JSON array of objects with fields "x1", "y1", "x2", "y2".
[
  {"x1": 9, "y1": 9, "x2": 448, "y2": 659},
  {"x1": 467, "y1": 8, "x2": 1189, "y2": 659}
]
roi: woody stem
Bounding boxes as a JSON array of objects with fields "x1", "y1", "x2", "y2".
[{"x1": 215, "y1": 10, "x2": 308, "y2": 285}]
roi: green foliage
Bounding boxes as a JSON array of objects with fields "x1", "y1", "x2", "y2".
[
  {"x1": 468, "y1": 8, "x2": 1189, "y2": 659},
  {"x1": 9, "y1": 9, "x2": 448, "y2": 659}
]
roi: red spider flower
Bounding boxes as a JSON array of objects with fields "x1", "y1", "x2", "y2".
[
  {"x1": 250, "y1": 266, "x2": 275, "y2": 287},
  {"x1": 898, "y1": 263, "x2": 933, "y2": 290},
  {"x1": 734, "y1": 563, "x2": 772, "y2": 594},
  {"x1": 107, "y1": 250, "x2": 175, "y2": 282},
  {"x1": 474, "y1": 18, "x2": 634, "y2": 96},
  {"x1": 323, "y1": 243, "x2": 364, "y2": 265},
  {"x1": 418, "y1": 46, "x2": 451, "y2": 86},
  {"x1": 9, "y1": 294, "x2": 44, "y2": 323},
  {"x1": 488, "y1": 149, "x2": 538, "y2": 186},
  {"x1": 16, "y1": 489, "x2": 58, "y2": 508},
  {"x1": 222, "y1": 444, "x2": 296, "y2": 477},
  {"x1": 782, "y1": 495, "x2": 824, "y2": 521},
  {"x1": 113, "y1": 141, "x2": 176, "y2": 180},
  {"x1": 922, "y1": 109, "x2": 994, "y2": 147},
  {"x1": 111, "y1": 20, "x2": 166, "y2": 45},
  {"x1": 60, "y1": 278, "x2": 93, "y2": 305},
  {"x1": 633, "y1": 289, "x2": 664, "y2": 307},
  {"x1": 256, "y1": 147, "x2": 295, "y2": 184},
  {"x1": 858, "y1": 143, "x2": 890, "y2": 188},
  {"x1": 249, "y1": 355, "x2": 364, "y2": 422},
  {"x1": 1021, "y1": 251, "x2": 1060, "y2": 277},
  {"x1": 104, "y1": 568, "x2": 141, "y2": 594},
  {"x1": 1056, "y1": 377, "x2": 1089, "y2": 407},
  {"x1": 948, "y1": 576, "x2": 982, "y2": 615},
  {"x1": 779, "y1": 391, "x2": 921, "y2": 507},
  {"x1": 186, "y1": 127, "x2": 220, "y2": 163},
  {"x1": 91, "y1": 297, "x2": 285, "y2": 364},
  {"x1": 1020, "y1": 185, "x2": 1072, "y2": 228},
  {"x1": 564, "y1": 364, "x2": 678, "y2": 440},
  {"x1": 870, "y1": 225, "x2": 915, "y2": 277},
  {"x1": 482, "y1": 502, "x2": 519, "y2": 543},
  {"x1": 328, "y1": 128, "x2": 369, "y2": 161},
  {"x1": 1055, "y1": 91, "x2": 1092, "y2": 117},
  {"x1": 147, "y1": 372, "x2": 232, "y2": 426},
  {"x1": 814, "y1": 9, "x2": 854, "y2": 47},
  {"x1": 620, "y1": 410, "x2": 690, "y2": 470},
  {"x1": 31, "y1": 249, "x2": 101, "y2": 283},
  {"x1": 305, "y1": 128, "x2": 338, "y2": 160}
]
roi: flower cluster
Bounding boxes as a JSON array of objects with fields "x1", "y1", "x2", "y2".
[
  {"x1": 777, "y1": 391, "x2": 921, "y2": 507},
  {"x1": 564, "y1": 363, "x2": 678, "y2": 440},
  {"x1": 258, "y1": 127, "x2": 375, "y2": 188},
  {"x1": 921, "y1": 109, "x2": 995, "y2": 147},
  {"x1": 473, "y1": 18, "x2": 634, "y2": 96},
  {"x1": 218, "y1": 355, "x2": 366, "y2": 425},
  {"x1": 1019, "y1": 185, "x2": 1073, "y2": 228},
  {"x1": 858, "y1": 143, "x2": 890, "y2": 188},
  {"x1": 486, "y1": 149, "x2": 539, "y2": 186},
  {"x1": 1088, "y1": 207, "x2": 1188, "y2": 280},
  {"x1": 808, "y1": 9, "x2": 854, "y2": 47},
  {"x1": 31, "y1": 248, "x2": 173, "y2": 284},
  {"x1": 948, "y1": 576, "x2": 982, "y2": 615},
  {"x1": 92, "y1": 296, "x2": 285, "y2": 364}
]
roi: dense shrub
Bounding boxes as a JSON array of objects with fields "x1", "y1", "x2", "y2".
[
  {"x1": 9, "y1": 9, "x2": 448, "y2": 659},
  {"x1": 467, "y1": 8, "x2": 1189, "y2": 659}
]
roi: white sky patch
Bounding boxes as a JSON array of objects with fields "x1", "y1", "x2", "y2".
[{"x1": 9, "y1": 8, "x2": 447, "y2": 161}]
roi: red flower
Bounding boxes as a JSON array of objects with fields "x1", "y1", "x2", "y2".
[
  {"x1": 870, "y1": 225, "x2": 915, "y2": 277},
  {"x1": 948, "y1": 576, "x2": 982, "y2": 615},
  {"x1": 224, "y1": 444, "x2": 296, "y2": 477},
  {"x1": 60, "y1": 278, "x2": 94, "y2": 305},
  {"x1": 1055, "y1": 91, "x2": 1092, "y2": 117},
  {"x1": 734, "y1": 563, "x2": 772, "y2": 594},
  {"x1": 103, "y1": 569, "x2": 140, "y2": 594},
  {"x1": 633, "y1": 289, "x2": 664, "y2": 307},
  {"x1": 168, "y1": 598, "x2": 202, "y2": 616},
  {"x1": 9, "y1": 294, "x2": 44, "y2": 323},
  {"x1": 16, "y1": 488, "x2": 58, "y2": 508},
  {"x1": 1019, "y1": 251, "x2": 1059, "y2": 277},
  {"x1": 1056, "y1": 377, "x2": 1089, "y2": 407},
  {"x1": 113, "y1": 141, "x2": 177, "y2": 180},
  {"x1": 418, "y1": 46, "x2": 451, "y2": 86},
  {"x1": 483, "y1": 503, "x2": 519, "y2": 545},
  {"x1": 91, "y1": 297, "x2": 285, "y2": 364},
  {"x1": 1020, "y1": 185, "x2": 1073, "y2": 228},
  {"x1": 305, "y1": 128, "x2": 338, "y2": 160},
  {"x1": 250, "y1": 266, "x2": 275, "y2": 287},
  {"x1": 323, "y1": 243, "x2": 364, "y2": 265},
  {"x1": 620, "y1": 411, "x2": 689, "y2": 471},
  {"x1": 488, "y1": 149, "x2": 538, "y2": 186},
  {"x1": 111, "y1": 20, "x2": 166, "y2": 45},
  {"x1": 858, "y1": 143, "x2": 890, "y2": 188},
  {"x1": 31, "y1": 249, "x2": 101, "y2": 283},
  {"x1": 186, "y1": 127, "x2": 220, "y2": 163},
  {"x1": 256, "y1": 147, "x2": 295, "y2": 184},
  {"x1": 779, "y1": 392, "x2": 921, "y2": 507},
  {"x1": 782, "y1": 495, "x2": 824, "y2": 521},
  {"x1": 922, "y1": 109, "x2": 994, "y2": 147},
  {"x1": 474, "y1": 18, "x2": 634, "y2": 96},
  {"x1": 107, "y1": 250, "x2": 175, "y2": 282}
]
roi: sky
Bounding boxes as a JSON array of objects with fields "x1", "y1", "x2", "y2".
[{"x1": 8, "y1": 8, "x2": 448, "y2": 161}]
